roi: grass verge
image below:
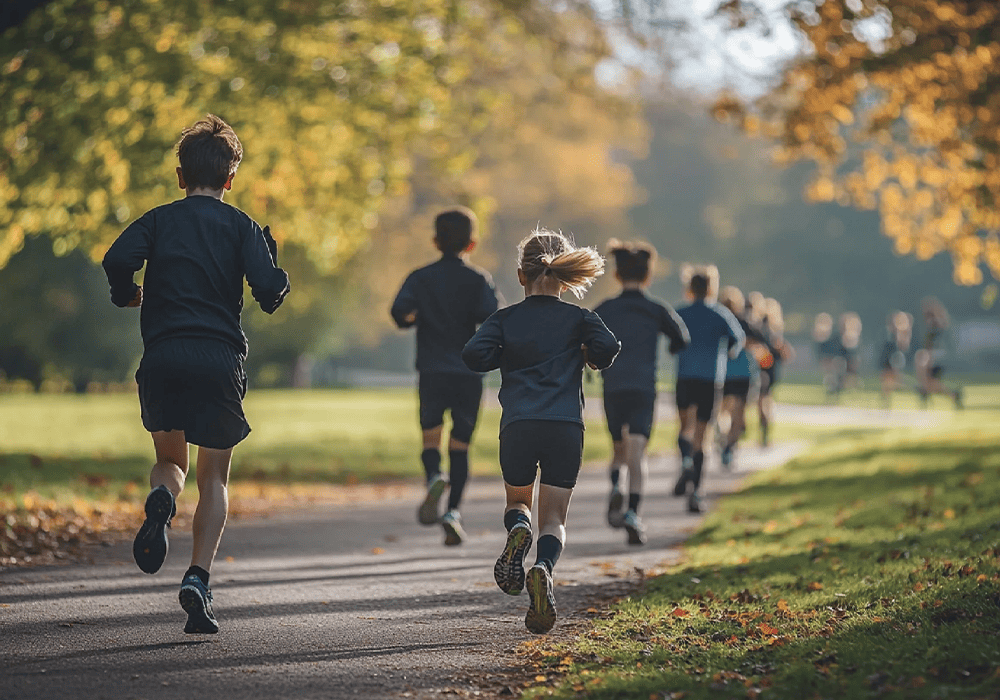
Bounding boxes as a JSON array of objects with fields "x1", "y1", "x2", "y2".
[{"x1": 518, "y1": 414, "x2": 1000, "y2": 699}]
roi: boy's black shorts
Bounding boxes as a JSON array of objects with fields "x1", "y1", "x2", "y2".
[
  {"x1": 418, "y1": 372, "x2": 484, "y2": 443},
  {"x1": 723, "y1": 377, "x2": 754, "y2": 400},
  {"x1": 675, "y1": 378, "x2": 717, "y2": 423},
  {"x1": 136, "y1": 338, "x2": 250, "y2": 449},
  {"x1": 603, "y1": 390, "x2": 656, "y2": 439},
  {"x1": 499, "y1": 420, "x2": 583, "y2": 490}
]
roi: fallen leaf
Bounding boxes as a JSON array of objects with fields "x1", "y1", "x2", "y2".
[
  {"x1": 776, "y1": 599, "x2": 789, "y2": 612},
  {"x1": 807, "y1": 582, "x2": 824, "y2": 591},
  {"x1": 371, "y1": 547, "x2": 385, "y2": 555},
  {"x1": 671, "y1": 607, "x2": 690, "y2": 618}
]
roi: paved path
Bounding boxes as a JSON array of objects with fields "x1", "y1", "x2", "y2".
[{"x1": 0, "y1": 442, "x2": 803, "y2": 700}]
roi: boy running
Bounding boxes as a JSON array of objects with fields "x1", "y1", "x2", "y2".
[
  {"x1": 102, "y1": 114, "x2": 290, "y2": 634},
  {"x1": 672, "y1": 265, "x2": 743, "y2": 514},
  {"x1": 463, "y1": 229, "x2": 619, "y2": 634},
  {"x1": 594, "y1": 240, "x2": 688, "y2": 545},
  {"x1": 390, "y1": 208, "x2": 501, "y2": 545}
]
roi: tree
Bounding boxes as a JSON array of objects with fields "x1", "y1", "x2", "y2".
[{"x1": 710, "y1": 0, "x2": 1000, "y2": 285}]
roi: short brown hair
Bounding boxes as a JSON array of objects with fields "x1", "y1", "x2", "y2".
[
  {"x1": 518, "y1": 228, "x2": 604, "y2": 298},
  {"x1": 434, "y1": 207, "x2": 477, "y2": 254},
  {"x1": 680, "y1": 263, "x2": 719, "y2": 300},
  {"x1": 607, "y1": 238, "x2": 656, "y2": 283},
  {"x1": 176, "y1": 114, "x2": 243, "y2": 190}
]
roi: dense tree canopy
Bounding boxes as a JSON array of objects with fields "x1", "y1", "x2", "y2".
[{"x1": 711, "y1": 0, "x2": 1000, "y2": 285}]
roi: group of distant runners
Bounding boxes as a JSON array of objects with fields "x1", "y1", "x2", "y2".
[{"x1": 102, "y1": 115, "x2": 796, "y2": 639}]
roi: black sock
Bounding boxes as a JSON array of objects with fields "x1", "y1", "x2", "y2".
[
  {"x1": 678, "y1": 436, "x2": 692, "y2": 459},
  {"x1": 610, "y1": 467, "x2": 621, "y2": 487},
  {"x1": 534, "y1": 534, "x2": 563, "y2": 573},
  {"x1": 503, "y1": 508, "x2": 531, "y2": 531},
  {"x1": 184, "y1": 565, "x2": 210, "y2": 587},
  {"x1": 447, "y1": 450, "x2": 468, "y2": 511},
  {"x1": 421, "y1": 448, "x2": 441, "y2": 483},
  {"x1": 692, "y1": 452, "x2": 704, "y2": 489},
  {"x1": 628, "y1": 493, "x2": 641, "y2": 512}
]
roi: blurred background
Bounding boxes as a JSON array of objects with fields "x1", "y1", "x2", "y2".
[{"x1": 1, "y1": 0, "x2": 998, "y2": 392}]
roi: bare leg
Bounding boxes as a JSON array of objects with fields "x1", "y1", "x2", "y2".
[
  {"x1": 537, "y1": 484, "x2": 573, "y2": 543},
  {"x1": 190, "y1": 445, "x2": 234, "y2": 572},
  {"x1": 624, "y1": 434, "x2": 648, "y2": 501},
  {"x1": 610, "y1": 438, "x2": 627, "y2": 486},
  {"x1": 504, "y1": 482, "x2": 534, "y2": 519},
  {"x1": 422, "y1": 426, "x2": 443, "y2": 450},
  {"x1": 150, "y1": 430, "x2": 190, "y2": 498},
  {"x1": 726, "y1": 396, "x2": 747, "y2": 449}
]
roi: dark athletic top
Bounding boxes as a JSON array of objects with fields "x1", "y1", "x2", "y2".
[
  {"x1": 675, "y1": 299, "x2": 745, "y2": 383},
  {"x1": 390, "y1": 253, "x2": 501, "y2": 376},
  {"x1": 462, "y1": 295, "x2": 620, "y2": 431},
  {"x1": 593, "y1": 289, "x2": 689, "y2": 394},
  {"x1": 725, "y1": 315, "x2": 769, "y2": 379},
  {"x1": 102, "y1": 196, "x2": 290, "y2": 359}
]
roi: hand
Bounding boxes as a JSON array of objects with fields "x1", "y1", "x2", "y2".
[
  {"x1": 127, "y1": 286, "x2": 143, "y2": 308},
  {"x1": 582, "y1": 344, "x2": 598, "y2": 370},
  {"x1": 404, "y1": 310, "x2": 417, "y2": 324}
]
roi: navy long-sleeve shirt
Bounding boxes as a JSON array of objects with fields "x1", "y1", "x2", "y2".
[
  {"x1": 390, "y1": 254, "x2": 501, "y2": 376},
  {"x1": 102, "y1": 196, "x2": 290, "y2": 359},
  {"x1": 594, "y1": 289, "x2": 689, "y2": 394},
  {"x1": 725, "y1": 315, "x2": 769, "y2": 379},
  {"x1": 462, "y1": 295, "x2": 620, "y2": 431},
  {"x1": 675, "y1": 300, "x2": 745, "y2": 383}
]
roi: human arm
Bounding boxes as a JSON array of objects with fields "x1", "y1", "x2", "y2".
[
  {"x1": 475, "y1": 274, "x2": 502, "y2": 323},
  {"x1": 720, "y1": 308, "x2": 746, "y2": 359},
  {"x1": 243, "y1": 223, "x2": 290, "y2": 314},
  {"x1": 462, "y1": 311, "x2": 504, "y2": 372},
  {"x1": 581, "y1": 309, "x2": 620, "y2": 370},
  {"x1": 390, "y1": 273, "x2": 420, "y2": 328},
  {"x1": 102, "y1": 212, "x2": 153, "y2": 307},
  {"x1": 661, "y1": 303, "x2": 690, "y2": 354}
]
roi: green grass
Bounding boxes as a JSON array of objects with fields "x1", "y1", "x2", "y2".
[{"x1": 520, "y1": 412, "x2": 1000, "y2": 699}]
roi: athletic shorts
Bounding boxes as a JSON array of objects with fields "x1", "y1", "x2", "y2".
[
  {"x1": 723, "y1": 377, "x2": 753, "y2": 400},
  {"x1": 499, "y1": 420, "x2": 583, "y2": 489},
  {"x1": 603, "y1": 390, "x2": 656, "y2": 439},
  {"x1": 136, "y1": 338, "x2": 249, "y2": 449},
  {"x1": 418, "y1": 372, "x2": 484, "y2": 443},
  {"x1": 675, "y1": 378, "x2": 716, "y2": 423}
]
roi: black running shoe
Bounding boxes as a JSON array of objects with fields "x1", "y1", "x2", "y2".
[
  {"x1": 687, "y1": 492, "x2": 703, "y2": 514},
  {"x1": 607, "y1": 487, "x2": 624, "y2": 528},
  {"x1": 417, "y1": 475, "x2": 449, "y2": 526},
  {"x1": 133, "y1": 485, "x2": 175, "y2": 574},
  {"x1": 524, "y1": 564, "x2": 556, "y2": 634},
  {"x1": 673, "y1": 459, "x2": 693, "y2": 497},
  {"x1": 623, "y1": 509, "x2": 646, "y2": 546},
  {"x1": 179, "y1": 574, "x2": 219, "y2": 634},
  {"x1": 494, "y1": 522, "x2": 532, "y2": 595}
]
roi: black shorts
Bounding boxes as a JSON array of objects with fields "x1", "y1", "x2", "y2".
[
  {"x1": 418, "y1": 372, "x2": 484, "y2": 443},
  {"x1": 723, "y1": 377, "x2": 753, "y2": 400},
  {"x1": 603, "y1": 390, "x2": 656, "y2": 439},
  {"x1": 499, "y1": 420, "x2": 583, "y2": 489},
  {"x1": 675, "y1": 378, "x2": 716, "y2": 423},
  {"x1": 136, "y1": 338, "x2": 249, "y2": 449}
]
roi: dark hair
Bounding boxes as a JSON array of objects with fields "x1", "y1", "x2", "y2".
[
  {"x1": 176, "y1": 114, "x2": 243, "y2": 190},
  {"x1": 681, "y1": 263, "x2": 719, "y2": 300},
  {"x1": 434, "y1": 207, "x2": 477, "y2": 254},
  {"x1": 518, "y1": 228, "x2": 604, "y2": 298},
  {"x1": 607, "y1": 238, "x2": 655, "y2": 283}
]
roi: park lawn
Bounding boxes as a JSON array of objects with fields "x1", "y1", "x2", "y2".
[{"x1": 519, "y1": 412, "x2": 1000, "y2": 699}]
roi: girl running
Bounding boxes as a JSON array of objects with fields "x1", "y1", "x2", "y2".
[
  {"x1": 757, "y1": 298, "x2": 795, "y2": 445},
  {"x1": 915, "y1": 297, "x2": 962, "y2": 408},
  {"x1": 594, "y1": 240, "x2": 688, "y2": 545},
  {"x1": 672, "y1": 266, "x2": 744, "y2": 513},
  {"x1": 463, "y1": 229, "x2": 619, "y2": 634},
  {"x1": 879, "y1": 310, "x2": 913, "y2": 406},
  {"x1": 716, "y1": 286, "x2": 766, "y2": 469}
]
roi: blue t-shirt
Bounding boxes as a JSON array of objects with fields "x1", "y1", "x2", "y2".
[
  {"x1": 102, "y1": 196, "x2": 290, "y2": 359},
  {"x1": 675, "y1": 300, "x2": 745, "y2": 383},
  {"x1": 462, "y1": 296, "x2": 620, "y2": 431},
  {"x1": 593, "y1": 289, "x2": 689, "y2": 394}
]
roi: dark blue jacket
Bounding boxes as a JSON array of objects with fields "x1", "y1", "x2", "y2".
[
  {"x1": 725, "y1": 315, "x2": 768, "y2": 379},
  {"x1": 390, "y1": 254, "x2": 501, "y2": 376},
  {"x1": 594, "y1": 290, "x2": 689, "y2": 394},
  {"x1": 102, "y1": 196, "x2": 289, "y2": 359},
  {"x1": 462, "y1": 295, "x2": 620, "y2": 431},
  {"x1": 675, "y1": 300, "x2": 745, "y2": 383}
]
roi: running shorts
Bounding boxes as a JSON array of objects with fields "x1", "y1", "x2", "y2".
[
  {"x1": 603, "y1": 390, "x2": 656, "y2": 439},
  {"x1": 418, "y1": 372, "x2": 484, "y2": 443},
  {"x1": 675, "y1": 378, "x2": 716, "y2": 423},
  {"x1": 499, "y1": 420, "x2": 583, "y2": 489}
]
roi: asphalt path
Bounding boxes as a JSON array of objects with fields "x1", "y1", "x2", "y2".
[{"x1": 0, "y1": 433, "x2": 811, "y2": 700}]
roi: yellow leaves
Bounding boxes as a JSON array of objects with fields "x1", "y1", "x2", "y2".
[
  {"x1": 830, "y1": 104, "x2": 853, "y2": 125},
  {"x1": 807, "y1": 581, "x2": 824, "y2": 591},
  {"x1": 776, "y1": 599, "x2": 789, "y2": 613},
  {"x1": 806, "y1": 177, "x2": 836, "y2": 202}
]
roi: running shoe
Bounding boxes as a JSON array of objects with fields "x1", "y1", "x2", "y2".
[
  {"x1": 720, "y1": 446, "x2": 734, "y2": 471},
  {"x1": 687, "y1": 492, "x2": 703, "y2": 514},
  {"x1": 133, "y1": 485, "x2": 175, "y2": 574},
  {"x1": 607, "y1": 487, "x2": 624, "y2": 528},
  {"x1": 954, "y1": 388, "x2": 964, "y2": 410},
  {"x1": 622, "y1": 509, "x2": 646, "y2": 546},
  {"x1": 524, "y1": 564, "x2": 557, "y2": 634},
  {"x1": 494, "y1": 521, "x2": 533, "y2": 595},
  {"x1": 179, "y1": 574, "x2": 219, "y2": 634},
  {"x1": 417, "y1": 474, "x2": 449, "y2": 525},
  {"x1": 673, "y1": 457, "x2": 694, "y2": 497},
  {"x1": 441, "y1": 509, "x2": 466, "y2": 546}
]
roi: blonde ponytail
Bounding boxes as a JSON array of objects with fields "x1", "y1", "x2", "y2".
[{"x1": 518, "y1": 228, "x2": 604, "y2": 298}]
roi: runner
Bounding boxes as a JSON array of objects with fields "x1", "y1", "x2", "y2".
[
  {"x1": 390, "y1": 207, "x2": 502, "y2": 545},
  {"x1": 672, "y1": 265, "x2": 744, "y2": 513},
  {"x1": 879, "y1": 310, "x2": 913, "y2": 406},
  {"x1": 594, "y1": 240, "x2": 688, "y2": 545},
  {"x1": 463, "y1": 228, "x2": 619, "y2": 634},
  {"x1": 102, "y1": 115, "x2": 290, "y2": 634},
  {"x1": 757, "y1": 297, "x2": 795, "y2": 445},
  {"x1": 915, "y1": 297, "x2": 962, "y2": 408}
]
